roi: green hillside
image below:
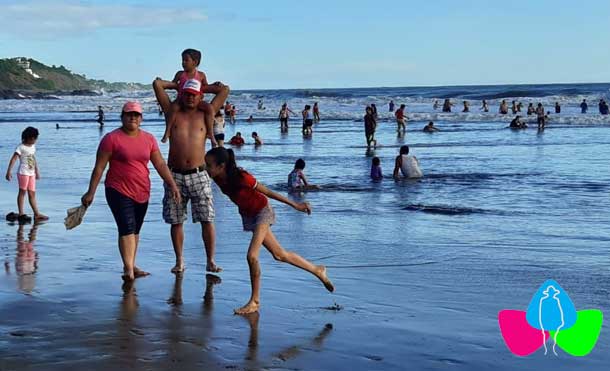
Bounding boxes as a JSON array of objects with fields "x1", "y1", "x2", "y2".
[{"x1": 0, "y1": 57, "x2": 145, "y2": 92}]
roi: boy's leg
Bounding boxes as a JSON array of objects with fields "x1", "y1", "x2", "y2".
[
  {"x1": 235, "y1": 224, "x2": 267, "y2": 315},
  {"x1": 262, "y1": 228, "x2": 334, "y2": 292},
  {"x1": 161, "y1": 102, "x2": 179, "y2": 143}
]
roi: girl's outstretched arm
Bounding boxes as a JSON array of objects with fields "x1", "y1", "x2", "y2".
[{"x1": 255, "y1": 182, "x2": 311, "y2": 214}]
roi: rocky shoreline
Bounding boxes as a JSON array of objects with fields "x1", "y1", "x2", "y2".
[{"x1": 0, "y1": 89, "x2": 102, "y2": 100}]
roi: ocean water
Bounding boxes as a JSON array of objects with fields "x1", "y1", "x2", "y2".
[{"x1": 1, "y1": 83, "x2": 610, "y2": 370}]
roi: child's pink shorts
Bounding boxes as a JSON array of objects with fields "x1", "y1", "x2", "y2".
[{"x1": 17, "y1": 174, "x2": 36, "y2": 191}]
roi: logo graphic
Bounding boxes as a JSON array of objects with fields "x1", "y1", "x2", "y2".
[{"x1": 498, "y1": 280, "x2": 603, "y2": 357}]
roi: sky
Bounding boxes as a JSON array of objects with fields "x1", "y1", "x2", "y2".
[{"x1": 0, "y1": 0, "x2": 609, "y2": 90}]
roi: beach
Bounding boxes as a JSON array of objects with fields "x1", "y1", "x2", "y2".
[{"x1": 2, "y1": 84, "x2": 610, "y2": 370}]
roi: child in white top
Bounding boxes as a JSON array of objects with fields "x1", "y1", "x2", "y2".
[{"x1": 5, "y1": 127, "x2": 48, "y2": 222}]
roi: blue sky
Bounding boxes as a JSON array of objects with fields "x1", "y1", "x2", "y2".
[{"x1": 0, "y1": 0, "x2": 609, "y2": 89}]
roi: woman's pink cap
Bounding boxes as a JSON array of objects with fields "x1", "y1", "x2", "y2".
[{"x1": 122, "y1": 101, "x2": 143, "y2": 114}]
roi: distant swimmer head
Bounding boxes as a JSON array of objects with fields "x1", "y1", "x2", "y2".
[{"x1": 399, "y1": 145, "x2": 410, "y2": 155}]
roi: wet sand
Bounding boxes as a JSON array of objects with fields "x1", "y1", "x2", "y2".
[{"x1": 1, "y1": 215, "x2": 609, "y2": 370}]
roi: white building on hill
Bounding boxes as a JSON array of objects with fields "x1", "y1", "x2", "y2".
[{"x1": 12, "y1": 57, "x2": 40, "y2": 79}]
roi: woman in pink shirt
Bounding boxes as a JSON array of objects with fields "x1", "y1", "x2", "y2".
[{"x1": 82, "y1": 101, "x2": 181, "y2": 282}]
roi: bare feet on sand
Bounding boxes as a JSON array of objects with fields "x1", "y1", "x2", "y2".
[
  {"x1": 317, "y1": 265, "x2": 334, "y2": 292},
  {"x1": 134, "y1": 267, "x2": 150, "y2": 278},
  {"x1": 171, "y1": 261, "x2": 185, "y2": 274},
  {"x1": 234, "y1": 300, "x2": 260, "y2": 315},
  {"x1": 206, "y1": 262, "x2": 222, "y2": 273},
  {"x1": 122, "y1": 270, "x2": 135, "y2": 282}
]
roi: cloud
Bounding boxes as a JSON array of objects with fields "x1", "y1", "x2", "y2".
[{"x1": 0, "y1": 1, "x2": 207, "y2": 36}]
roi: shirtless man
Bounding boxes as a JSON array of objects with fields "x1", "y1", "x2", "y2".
[{"x1": 153, "y1": 77, "x2": 230, "y2": 274}]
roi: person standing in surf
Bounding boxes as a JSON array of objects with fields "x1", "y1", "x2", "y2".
[
  {"x1": 278, "y1": 103, "x2": 294, "y2": 132},
  {"x1": 97, "y1": 106, "x2": 105, "y2": 126},
  {"x1": 364, "y1": 106, "x2": 377, "y2": 148},
  {"x1": 313, "y1": 102, "x2": 320, "y2": 123},
  {"x1": 204, "y1": 147, "x2": 334, "y2": 314},
  {"x1": 395, "y1": 104, "x2": 407, "y2": 133},
  {"x1": 536, "y1": 103, "x2": 546, "y2": 129}
]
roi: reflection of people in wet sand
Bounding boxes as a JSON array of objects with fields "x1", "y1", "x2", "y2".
[
  {"x1": 154, "y1": 77, "x2": 228, "y2": 274},
  {"x1": 241, "y1": 311, "x2": 333, "y2": 365},
  {"x1": 11, "y1": 222, "x2": 39, "y2": 293},
  {"x1": 205, "y1": 147, "x2": 334, "y2": 314},
  {"x1": 81, "y1": 101, "x2": 181, "y2": 282}
]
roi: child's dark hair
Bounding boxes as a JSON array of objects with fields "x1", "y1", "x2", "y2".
[
  {"x1": 182, "y1": 48, "x2": 202, "y2": 66},
  {"x1": 372, "y1": 157, "x2": 380, "y2": 166},
  {"x1": 206, "y1": 147, "x2": 243, "y2": 189},
  {"x1": 399, "y1": 145, "x2": 410, "y2": 155},
  {"x1": 252, "y1": 132, "x2": 258, "y2": 137},
  {"x1": 294, "y1": 158, "x2": 306, "y2": 170},
  {"x1": 304, "y1": 105, "x2": 311, "y2": 110},
  {"x1": 21, "y1": 127, "x2": 39, "y2": 143}
]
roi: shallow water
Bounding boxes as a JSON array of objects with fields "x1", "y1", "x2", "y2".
[{"x1": 1, "y1": 87, "x2": 610, "y2": 370}]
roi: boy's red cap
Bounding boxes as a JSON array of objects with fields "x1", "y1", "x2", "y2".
[{"x1": 182, "y1": 79, "x2": 202, "y2": 95}]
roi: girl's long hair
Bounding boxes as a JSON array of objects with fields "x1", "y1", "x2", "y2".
[{"x1": 207, "y1": 147, "x2": 244, "y2": 190}]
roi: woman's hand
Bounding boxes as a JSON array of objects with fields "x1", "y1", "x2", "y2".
[
  {"x1": 81, "y1": 191, "x2": 94, "y2": 207},
  {"x1": 294, "y1": 202, "x2": 312, "y2": 215},
  {"x1": 171, "y1": 185, "x2": 182, "y2": 205}
]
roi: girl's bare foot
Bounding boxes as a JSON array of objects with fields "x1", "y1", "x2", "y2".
[
  {"x1": 234, "y1": 300, "x2": 260, "y2": 315},
  {"x1": 206, "y1": 262, "x2": 222, "y2": 273},
  {"x1": 122, "y1": 271, "x2": 135, "y2": 282},
  {"x1": 171, "y1": 260, "x2": 185, "y2": 273},
  {"x1": 317, "y1": 265, "x2": 334, "y2": 292},
  {"x1": 134, "y1": 267, "x2": 150, "y2": 278},
  {"x1": 34, "y1": 214, "x2": 49, "y2": 221}
]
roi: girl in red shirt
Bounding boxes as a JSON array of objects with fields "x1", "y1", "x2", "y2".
[{"x1": 205, "y1": 147, "x2": 334, "y2": 314}]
